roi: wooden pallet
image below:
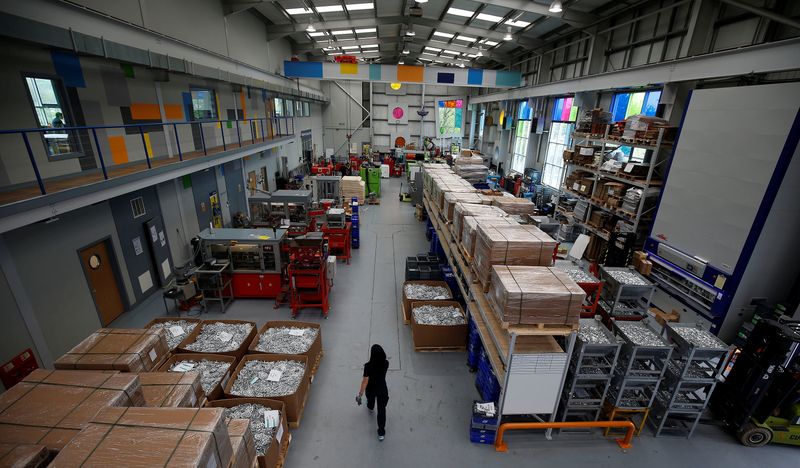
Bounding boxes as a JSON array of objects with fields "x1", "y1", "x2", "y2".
[
  {"x1": 402, "y1": 301, "x2": 411, "y2": 325},
  {"x1": 367, "y1": 198, "x2": 380, "y2": 205},
  {"x1": 275, "y1": 433, "x2": 292, "y2": 468},
  {"x1": 612, "y1": 172, "x2": 663, "y2": 185},
  {"x1": 288, "y1": 387, "x2": 310, "y2": 429},
  {"x1": 414, "y1": 345, "x2": 467, "y2": 353},
  {"x1": 500, "y1": 320, "x2": 580, "y2": 332}
]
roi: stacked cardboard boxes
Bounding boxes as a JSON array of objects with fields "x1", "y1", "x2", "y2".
[
  {"x1": 460, "y1": 217, "x2": 519, "y2": 258},
  {"x1": 139, "y1": 372, "x2": 205, "y2": 408},
  {"x1": 491, "y1": 196, "x2": 537, "y2": 216},
  {"x1": 472, "y1": 225, "x2": 557, "y2": 287},
  {"x1": 487, "y1": 266, "x2": 583, "y2": 326},
  {"x1": 452, "y1": 203, "x2": 508, "y2": 243},
  {"x1": 54, "y1": 328, "x2": 170, "y2": 373},
  {"x1": 442, "y1": 192, "x2": 490, "y2": 221},
  {"x1": 341, "y1": 176, "x2": 366, "y2": 204}
]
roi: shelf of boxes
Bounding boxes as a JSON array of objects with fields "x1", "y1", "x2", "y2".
[{"x1": 557, "y1": 125, "x2": 674, "y2": 250}]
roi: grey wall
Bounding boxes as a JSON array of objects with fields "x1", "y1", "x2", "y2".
[
  {"x1": 223, "y1": 159, "x2": 247, "y2": 218},
  {"x1": 109, "y1": 186, "x2": 165, "y2": 301},
  {"x1": 2, "y1": 202, "x2": 132, "y2": 358},
  {"x1": 0, "y1": 268, "x2": 37, "y2": 392},
  {"x1": 191, "y1": 168, "x2": 220, "y2": 231}
]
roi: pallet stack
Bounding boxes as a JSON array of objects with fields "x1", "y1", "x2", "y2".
[{"x1": 341, "y1": 176, "x2": 366, "y2": 204}]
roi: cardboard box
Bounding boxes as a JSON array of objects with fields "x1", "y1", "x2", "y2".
[
  {"x1": 224, "y1": 355, "x2": 310, "y2": 427},
  {"x1": 0, "y1": 443, "x2": 48, "y2": 468},
  {"x1": 207, "y1": 398, "x2": 289, "y2": 468},
  {"x1": 487, "y1": 266, "x2": 583, "y2": 325},
  {"x1": 460, "y1": 217, "x2": 518, "y2": 258},
  {"x1": 54, "y1": 328, "x2": 170, "y2": 373},
  {"x1": 443, "y1": 192, "x2": 489, "y2": 221},
  {"x1": 649, "y1": 307, "x2": 680, "y2": 327},
  {"x1": 145, "y1": 317, "x2": 202, "y2": 351},
  {"x1": 49, "y1": 407, "x2": 233, "y2": 467},
  {"x1": 473, "y1": 225, "x2": 556, "y2": 286},
  {"x1": 409, "y1": 301, "x2": 468, "y2": 349},
  {"x1": 248, "y1": 321, "x2": 323, "y2": 373},
  {"x1": 402, "y1": 281, "x2": 453, "y2": 323},
  {"x1": 452, "y1": 203, "x2": 507, "y2": 243},
  {"x1": 139, "y1": 372, "x2": 205, "y2": 408},
  {"x1": 491, "y1": 196, "x2": 537, "y2": 216},
  {"x1": 227, "y1": 419, "x2": 257, "y2": 468},
  {"x1": 158, "y1": 353, "x2": 236, "y2": 402},
  {"x1": 0, "y1": 369, "x2": 144, "y2": 452},
  {"x1": 176, "y1": 320, "x2": 258, "y2": 361}
]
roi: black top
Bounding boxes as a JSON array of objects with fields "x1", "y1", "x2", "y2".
[{"x1": 363, "y1": 359, "x2": 389, "y2": 396}]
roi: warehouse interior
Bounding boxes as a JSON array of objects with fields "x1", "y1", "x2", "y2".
[{"x1": 0, "y1": 1, "x2": 798, "y2": 467}]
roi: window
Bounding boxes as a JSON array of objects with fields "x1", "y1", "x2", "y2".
[
  {"x1": 551, "y1": 96, "x2": 578, "y2": 122},
  {"x1": 274, "y1": 98, "x2": 284, "y2": 117},
  {"x1": 190, "y1": 89, "x2": 217, "y2": 120},
  {"x1": 542, "y1": 122, "x2": 574, "y2": 188},
  {"x1": 610, "y1": 90, "x2": 661, "y2": 122},
  {"x1": 303, "y1": 102, "x2": 310, "y2": 117},
  {"x1": 285, "y1": 100, "x2": 295, "y2": 117},
  {"x1": 511, "y1": 100, "x2": 532, "y2": 173},
  {"x1": 436, "y1": 99, "x2": 463, "y2": 137},
  {"x1": 25, "y1": 76, "x2": 83, "y2": 158},
  {"x1": 295, "y1": 100, "x2": 302, "y2": 116},
  {"x1": 130, "y1": 197, "x2": 146, "y2": 218}
]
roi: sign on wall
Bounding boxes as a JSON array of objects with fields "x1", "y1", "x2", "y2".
[{"x1": 389, "y1": 104, "x2": 408, "y2": 125}]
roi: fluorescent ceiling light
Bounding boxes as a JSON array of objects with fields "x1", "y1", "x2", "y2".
[
  {"x1": 308, "y1": 32, "x2": 327, "y2": 37},
  {"x1": 466, "y1": 54, "x2": 478, "y2": 58},
  {"x1": 481, "y1": 39, "x2": 499, "y2": 46},
  {"x1": 315, "y1": 5, "x2": 344, "y2": 13},
  {"x1": 416, "y1": 0, "x2": 428, "y2": 3},
  {"x1": 505, "y1": 19, "x2": 530, "y2": 27},
  {"x1": 433, "y1": 31, "x2": 454, "y2": 38},
  {"x1": 455, "y1": 35, "x2": 476, "y2": 42},
  {"x1": 402, "y1": 49, "x2": 410, "y2": 54},
  {"x1": 398, "y1": 60, "x2": 405, "y2": 64},
  {"x1": 332, "y1": 30, "x2": 353, "y2": 35},
  {"x1": 327, "y1": 52, "x2": 343, "y2": 55},
  {"x1": 424, "y1": 46, "x2": 442, "y2": 52},
  {"x1": 355, "y1": 28, "x2": 376, "y2": 33},
  {"x1": 286, "y1": 7, "x2": 313, "y2": 15},
  {"x1": 422, "y1": 52, "x2": 437, "y2": 56},
  {"x1": 306, "y1": 23, "x2": 316, "y2": 33},
  {"x1": 346, "y1": 3, "x2": 374, "y2": 11},
  {"x1": 361, "y1": 44, "x2": 379, "y2": 48},
  {"x1": 476, "y1": 13, "x2": 503, "y2": 22},
  {"x1": 503, "y1": 27, "x2": 513, "y2": 41},
  {"x1": 447, "y1": 7, "x2": 474, "y2": 17},
  {"x1": 549, "y1": 1, "x2": 563, "y2": 13},
  {"x1": 443, "y1": 50, "x2": 460, "y2": 55},
  {"x1": 405, "y1": 29, "x2": 415, "y2": 36},
  {"x1": 342, "y1": 46, "x2": 360, "y2": 50}
]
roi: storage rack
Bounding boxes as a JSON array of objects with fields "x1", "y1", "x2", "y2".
[
  {"x1": 560, "y1": 319, "x2": 621, "y2": 424},
  {"x1": 421, "y1": 185, "x2": 576, "y2": 440},
  {"x1": 556, "y1": 263, "x2": 603, "y2": 318},
  {"x1": 195, "y1": 261, "x2": 233, "y2": 312},
  {"x1": 650, "y1": 323, "x2": 733, "y2": 438},
  {"x1": 598, "y1": 266, "x2": 656, "y2": 322},
  {"x1": 608, "y1": 320, "x2": 673, "y2": 411},
  {"x1": 556, "y1": 126, "x2": 673, "y2": 247}
]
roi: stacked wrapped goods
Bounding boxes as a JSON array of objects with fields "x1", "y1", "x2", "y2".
[
  {"x1": 342, "y1": 176, "x2": 366, "y2": 204},
  {"x1": 491, "y1": 196, "x2": 537, "y2": 216},
  {"x1": 487, "y1": 266, "x2": 583, "y2": 326},
  {"x1": 472, "y1": 224, "x2": 557, "y2": 286}
]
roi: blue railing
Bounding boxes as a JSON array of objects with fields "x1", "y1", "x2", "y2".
[{"x1": 0, "y1": 116, "x2": 295, "y2": 205}]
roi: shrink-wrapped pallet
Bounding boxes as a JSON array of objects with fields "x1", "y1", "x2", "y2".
[
  {"x1": 491, "y1": 196, "x2": 537, "y2": 216},
  {"x1": 473, "y1": 225, "x2": 556, "y2": 286},
  {"x1": 139, "y1": 371, "x2": 205, "y2": 408},
  {"x1": 342, "y1": 176, "x2": 366, "y2": 204},
  {"x1": 452, "y1": 203, "x2": 507, "y2": 243},
  {"x1": 54, "y1": 328, "x2": 170, "y2": 373},
  {"x1": 454, "y1": 155, "x2": 484, "y2": 166},
  {"x1": 49, "y1": 407, "x2": 234, "y2": 467},
  {"x1": 460, "y1": 217, "x2": 519, "y2": 258},
  {"x1": 443, "y1": 192, "x2": 491, "y2": 221},
  {"x1": 487, "y1": 266, "x2": 583, "y2": 325},
  {"x1": 453, "y1": 164, "x2": 489, "y2": 183}
]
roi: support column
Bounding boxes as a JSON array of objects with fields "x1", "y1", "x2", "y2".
[{"x1": 680, "y1": 0, "x2": 720, "y2": 57}]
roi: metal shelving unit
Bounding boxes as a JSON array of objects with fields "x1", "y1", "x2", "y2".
[
  {"x1": 556, "y1": 125, "x2": 674, "y2": 248},
  {"x1": 608, "y1": 320, "x2": 673, "y2": 410},
  {"x1": 598, "y1": 266, "x2": 656, "y2": 320},
  {"x1": 650, "y1": 323, "x2": 734, "y2": 438},
  {"x1": 560, "y1": 319, "x2": 621, "y2": 423}
]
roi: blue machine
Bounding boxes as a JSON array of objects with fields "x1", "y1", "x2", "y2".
[{"x1": 643, "y1": 83, "x2": 800, "y2": 341}]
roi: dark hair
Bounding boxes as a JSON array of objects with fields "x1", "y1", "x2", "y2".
[{"x1": 368, "y1": 344, "x2": 386, "y2": 366}]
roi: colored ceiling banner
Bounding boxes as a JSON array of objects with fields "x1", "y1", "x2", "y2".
[
  {"x1": 282, "y1": 61, "x2": 520, "y2": 88},
  {"x1": 51, "y1": 50, "x2": 86, "y2": 88}
]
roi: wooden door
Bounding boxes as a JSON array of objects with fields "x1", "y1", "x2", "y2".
[{"x1": 79, "y1": 240, "x2": 125, "y2": 326}]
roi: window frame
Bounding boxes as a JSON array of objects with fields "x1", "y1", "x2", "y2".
[
  {"x1": 542, "y1": 121, "x2": 575, "y2": 189},
  {"x1": 189, "y1": 87, "x2": 218, "y2": 121},
  {"x1": 511, "y1": 100, "x2": 533, "y2": 174},
  {"x1": 21, "y1": 73, "x2": 85, "y2": 161}
]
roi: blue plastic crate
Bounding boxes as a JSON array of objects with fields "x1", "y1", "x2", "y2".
[
  {"x1": 469, "y1": 428, "x2": 496, "y2": 444},
  {"x1": 352, "y1": 238, "x2": 360, "y2": 249}
]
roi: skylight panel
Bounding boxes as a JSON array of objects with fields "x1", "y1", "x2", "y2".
[
  {"x1": 476, "y1": 13, "x2": 503, "y2": 22},
  {"x1": 433, "y1": 31, "x2": 455, "y2": 38},
  {"x1": 455, "y1": 35, "x2": 476, "y2": 42},
  {"x1": 316, "y1": 5, "x2": 344, "y2": 13},
  {"x1": 355, "y1": 28, "x2": 377, "y2": 33},
  {"x1": 447, "y1": 7, "x2": 474, "y2": 17},
  {"x1": 286, "y1": 7, "x2": 313, "y2": 15},
  {"x1": 332, "y1": 30, "x2": 354, "y2": 35},
  {"x1": 346, "y1": 3, "x2": 374, "y2": 11}
]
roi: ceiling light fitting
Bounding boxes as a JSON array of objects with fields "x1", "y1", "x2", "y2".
[
  {"x1": 549, "y1": 1, "x2": 563, "y2": 13},
  {"x1": 402, "y1": 49, "x2": 410, "y2": 54},
  {"x1": 503, "y1": 27, "x2": 512, "y2": 41},
  {"x1": 306, "y1": 23, "x2": 316, "y2": 33}
]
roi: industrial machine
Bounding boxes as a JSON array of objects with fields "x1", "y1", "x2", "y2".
[
  {"x1": 712, "y1": 318, "x2": 800, "y2": 447},
  {"x1": 248, "y1": 190, "x2": 315, "y2": 237},
  {"x1": 320, "y1": 208, "x2": 351, "y2": 264},
  {"x1": 643, "y1": 83, "x2": 800, "y2": 341},
  {"x1": 195, "y1": 228, "x2": 286, "y2": 299},
  {"x1": 287, "y1": 233, "x2": 330, "y2": 318},
  {"x1": 311, "y1": 175, "x2": 341, "y2": 203}
]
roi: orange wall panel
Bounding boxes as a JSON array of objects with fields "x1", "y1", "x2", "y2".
[
  {"x1": 397, "y1": 65, "x2": 424, "y2": 82},
  {"x1": 107, "y1": 136, "x2": 128, "y2": 164},
  {"x1": 164, "y1": 104, "x2": 184, "y2": 120},
  {"x1": 130, "y1": 103, "x2": 162, "y2": 120}
]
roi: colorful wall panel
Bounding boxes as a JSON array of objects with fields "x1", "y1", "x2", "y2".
[{"x1": 283, "y1": 61, "x2": 521, "y2": 88}]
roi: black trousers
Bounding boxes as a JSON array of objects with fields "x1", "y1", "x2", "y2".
[{"x1": 366, "y1": 391, "x2": 389, "y2": 436}]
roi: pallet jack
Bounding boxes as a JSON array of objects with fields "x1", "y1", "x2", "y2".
[
  {"x1": 399, "y1": 183, "x2": 412, "y2": 202},
  {"x1": 712, "y1": 317, "x2": 800, "y2": 447}
]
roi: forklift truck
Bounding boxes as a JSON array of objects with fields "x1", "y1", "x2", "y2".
[{"x1": 712, "y1": 318, "x2": 800, "y2": 447}]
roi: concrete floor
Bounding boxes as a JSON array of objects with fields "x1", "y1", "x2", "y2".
[{"x1": 113, "y1": 177, "x2": 795, "y2": 468}]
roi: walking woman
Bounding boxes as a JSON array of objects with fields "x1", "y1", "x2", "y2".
[{"x1": 357, "y1": 344, "x2": 389, "y2": 440}]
